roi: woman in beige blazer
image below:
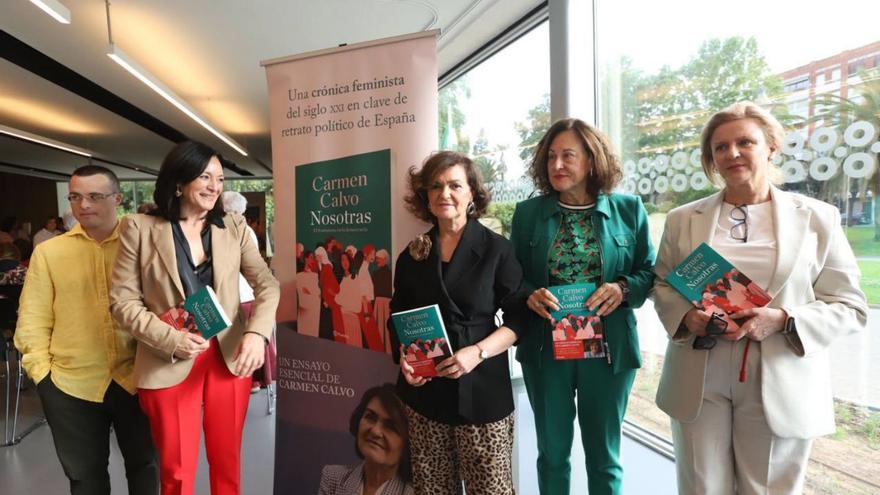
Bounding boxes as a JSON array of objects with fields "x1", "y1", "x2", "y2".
[
  {"x1": 110, "y1": 141, "x2": 279, "y2": 495},
  {"x1": 653, "y1": 102, "x2": 867, "y2": 495}
]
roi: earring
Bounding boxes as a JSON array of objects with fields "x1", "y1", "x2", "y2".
[
  {"x1": 466, "y1": 201, "x2": 476, "y2": 216},
  {"x1": 175, "y1": 188, "x2": 182, "y2": 197}
]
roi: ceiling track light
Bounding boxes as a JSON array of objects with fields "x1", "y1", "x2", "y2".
[
  {"x1": 28, "y1": 0, "x2": 71, "y2": 24},
  {"x1": 103, "y1": 0, "x2": 248, "y2": 157},
  {"x1": 0, "y1": 124, "x2": 157, "y2": 175},
  {"x1": 0, "y1": 124, "x2": 90, "y2": 157}
]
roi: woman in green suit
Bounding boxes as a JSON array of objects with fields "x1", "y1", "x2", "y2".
[{"x1": 510, "y1": 118, "x2": 655, "y2": 495}]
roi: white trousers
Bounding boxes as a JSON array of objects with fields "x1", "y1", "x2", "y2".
[{"x1": 671, "y1": 339, "x2": 813, "y2": 495}]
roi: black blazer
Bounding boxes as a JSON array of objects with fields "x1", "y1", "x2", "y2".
[{"x1": 390, "y1": 219, "x2": 527, "y2": 425}]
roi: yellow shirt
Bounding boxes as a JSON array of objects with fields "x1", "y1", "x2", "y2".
[{"x1": 14, "y1": 222, "x2": 136, "y2": 402}]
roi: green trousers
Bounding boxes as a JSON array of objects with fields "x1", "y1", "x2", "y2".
[{"x1": 522, "y1": 348, "x2": 636, "y2": 495}]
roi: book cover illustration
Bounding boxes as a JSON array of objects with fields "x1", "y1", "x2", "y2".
[
  {"x1": 547, "y1": 283, "x2": 607, "y2": 361},
  {"x1": 159, "y1": 304, "x2": 197, "y2": 333},
  {"x1": 664, "y1": 242, "x2": 771, "y2": 331},
  {"x1": 390, "y1": 304, "x2": 452, "y2": 378},
  {"x1": 159, "y1": 285, "x2": 231, "y2": 339}
]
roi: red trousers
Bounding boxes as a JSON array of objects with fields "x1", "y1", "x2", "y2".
[{"x1": 138, "y1": 339, "x2": 251, "y2": 495}]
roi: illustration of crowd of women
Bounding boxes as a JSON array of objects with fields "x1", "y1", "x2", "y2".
[
  {"x1": 402, "y1": 337, "x2": 450, "y2": 364},
  {"x1": 295, "y1": 238, "x2": 393, "y2": 352}
]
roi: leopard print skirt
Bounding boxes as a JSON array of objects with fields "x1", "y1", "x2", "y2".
[{"x1": 405, "y1": 406, "x2": 515, "y2": 495}]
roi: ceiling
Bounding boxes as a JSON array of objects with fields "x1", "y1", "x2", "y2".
[{"x1": 0, "y1": 0, "x2": 542, "y2": 180}]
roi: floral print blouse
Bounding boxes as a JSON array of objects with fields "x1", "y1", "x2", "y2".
[{"x1": 548, "y1": 202, "x2": 602, "y2": 285}]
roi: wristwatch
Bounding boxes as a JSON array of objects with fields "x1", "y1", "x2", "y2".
[
  {"x1": 781, "y1": 315, "x2": 796, "y2": 335},
  {"x1": 616, "y1": 278, "x2": 630, "y2": 302},
  {"x1": 476, "y1": 343, "x2": 489, "y2": 360}
]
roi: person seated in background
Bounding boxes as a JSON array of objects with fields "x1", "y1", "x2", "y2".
[
  {"x1": 319, "y1": 384, "x2": 414, "y2": 495},
  {"x1": 33, "y1": 216, "x2": 61, "y2": 246},
  {"x1": 61, "y1": 209, "x2": 77, "y2": 231},
  {"x1": 0, "y1": 216, "x2": 17, "y2": 244},
  {"x1": 0, "y1": 241, "x2": 26, "y2": 346},
  {"x1": 0, "y1": 242, "x2": 27, "y2": 286}
]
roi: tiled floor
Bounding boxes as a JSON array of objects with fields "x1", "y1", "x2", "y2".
[{"x1": 2, "y1": 379, "x2": 675, "y2": 494}]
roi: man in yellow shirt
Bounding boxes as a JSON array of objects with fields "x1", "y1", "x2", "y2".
[{"x1": 15, "y1": 165, "x2": 157, "y2": 494}]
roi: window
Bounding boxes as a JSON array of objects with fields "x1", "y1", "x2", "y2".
[
  {"x1": 438, "y1": 21, "x2": 549, "y2": 239},
  {"x1": 848, "y1": 59, "x2": 868, "y2": 77},
  {"x1": 784, "y1": 76, "x2": 810, "y2": 92},
  {"x1": 597, "y1": 2, "x2": 880, "y2": 492}
]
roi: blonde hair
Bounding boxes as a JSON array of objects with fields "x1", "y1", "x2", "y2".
[{"x1": 700, "y1": 101, "x2": 785, "y2": 186}]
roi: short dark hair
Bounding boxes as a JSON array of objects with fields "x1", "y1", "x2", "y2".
[
  {"x1": 527, "y1": 118, "x2": 622, "y2": 197},
  {"x1": 152, "y1": 141, "x2": 225, "y2": 222},
  {"x1": 71, "y1": 165, "x2": 121, "y2": 193},
  {"x1": 348, "y1": 384, "x2": 411, "y2": 482},
  {"x1": 404, "y1": 151, "x2": 490, "y2": 223}
]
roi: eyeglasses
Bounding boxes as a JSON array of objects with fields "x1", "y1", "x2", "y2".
[
  {"x1": 729, "y1": 204, "x2": 748, "y2": 243},
  {"x1": 692, "y1": 312, "x2": 728, "y2": 350},
  {"x1": 67, "y1": 192, "x2": 119, "y2": 203}
]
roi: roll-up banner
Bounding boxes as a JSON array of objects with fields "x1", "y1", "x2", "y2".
[{"x1": 262, "y1": 30, "x2": 437, "y2": 492}]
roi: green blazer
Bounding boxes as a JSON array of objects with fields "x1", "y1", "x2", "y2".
[{"x1": 510, "y1": 192, "x2": 656, "y2": 373}]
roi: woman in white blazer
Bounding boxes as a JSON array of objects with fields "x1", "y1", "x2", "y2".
[{"x1": 653, "y1": 102, "x2": 867, "y2": 495}]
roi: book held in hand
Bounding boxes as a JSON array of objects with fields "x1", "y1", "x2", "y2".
[
  {"x1": 664, "y1": 242, "x2": 771, "y2": 332},
  {"x1": 547, "y1": 283, "x2": 608, "y2": 361},
  {"x1": 390, "y1": 304, "x2": 452, "y2": 378},
  {"x1": 159, "y1": 285, "x2": 231, "y2": 339}
]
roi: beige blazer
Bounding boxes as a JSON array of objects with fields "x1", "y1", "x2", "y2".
[
  {"x1": 653, "y1": 187, "x2": 867, "y2": 439},
  {"x1": 110, "y1": 213, "x2": 280, "y2": 389}
]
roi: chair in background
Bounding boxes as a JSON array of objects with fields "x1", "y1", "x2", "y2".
[{"x1": 1, "y1": 284, "x2": 46, "y2": 447}]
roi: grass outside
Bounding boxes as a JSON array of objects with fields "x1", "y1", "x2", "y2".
[
  {"x1": 856, "y1": 260, "x2": 880, "y2": 305},
  {"x1": 845, "y1": 225, "x2": 880, "y2": 258}
]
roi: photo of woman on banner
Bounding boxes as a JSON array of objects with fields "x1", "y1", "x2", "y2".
[
  {"x1": 319, "y1": 384, "x2": 414, "y2": 495},
  {"x1": 390, "y1": 151, "x2": 528, "y2": 495}
]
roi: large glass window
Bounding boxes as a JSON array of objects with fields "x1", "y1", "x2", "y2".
[
  {"x1": 597, "y1": 1, "x2": 880, "y2": 492},
  {"x1": 438, "y1": 21, "x2": 549, "y2": 239}
]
